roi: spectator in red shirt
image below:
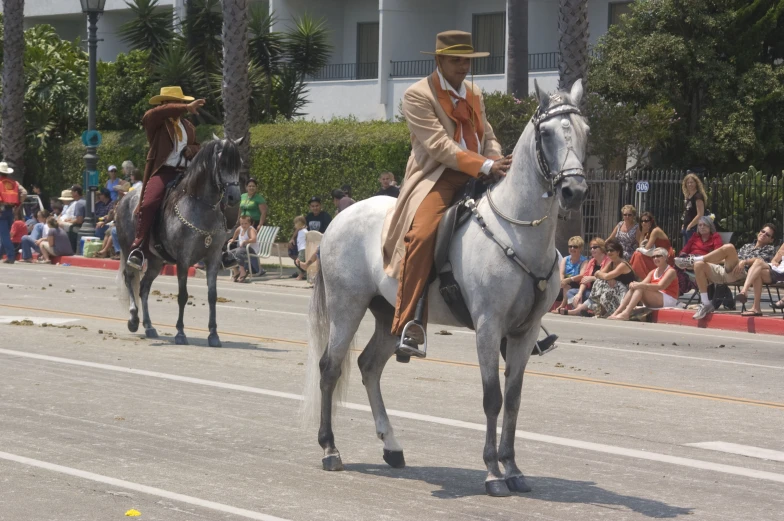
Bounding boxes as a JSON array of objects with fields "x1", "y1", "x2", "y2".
[
  {"x1": 10, "y1": 205, "x2": 27, "y2": 256},
  {"x1": 680, "y1": 216, "x2": 723, "y2": 256}
]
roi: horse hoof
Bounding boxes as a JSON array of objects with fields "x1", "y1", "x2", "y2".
[
  {"x1": 208, "y1": 335, "x2": 222, "y2": 348},
  {"x1": 127, "y1": 319, "x2": 139, "y2": 333},
  {"x1": 485, "y1": 479, "x2": 512, "y2": 497},
  {"x1": 383, "y1": 449, "x2": 405, "y2": 469},
  {"x1": 174, "y1": 334, "x2": 188, "y2": 345},
  {"x1": 505, "y1": 475, "x2": 532, "y2": 493},
  {"x1": 145, "y1": 328, "x2": 158, "y2": 339},
  {"x1": 322, "y1": 455, "x2": 344, "y2": 471}
]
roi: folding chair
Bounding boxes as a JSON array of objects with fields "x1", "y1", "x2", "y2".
[{"x1": 245, "y1": 225, "x2": 282, "y2": 281}]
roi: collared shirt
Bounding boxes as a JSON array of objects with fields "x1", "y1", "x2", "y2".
[
  {"x1": 165, "y1": 119, "x2": 188, "y2": 167},
  {"x1": 95, "y1": 199, "x2": 113, "y2": 219},
  {"x1": 738, "y1": 242, "x2": 776, "y2": 263},
  {"x1": 436, "y1": 70, "x2": 494, "y2": 176}
]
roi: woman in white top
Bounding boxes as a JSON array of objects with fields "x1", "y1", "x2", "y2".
[{"x1": 227, "y1": 215, "x2": 257, "y2": 282}]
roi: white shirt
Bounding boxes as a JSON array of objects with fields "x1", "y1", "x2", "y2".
[
  {"x1": 296, "y1": 228, "x2": 307, "y2": 252},
  {"x1": 59, "y1": 202, "x2": 74, "y2": 222},
  {"x1": 165, "y1": 119, "x2": 188, "y2": 167},
  {"x1": 132, "y1": 181, "x2": 143, "y2": 191},
  {"x1": 436, "y1": 70, "x2": 494, "y2": 175}
]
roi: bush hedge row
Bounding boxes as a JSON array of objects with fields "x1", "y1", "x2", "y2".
[{"x1": 61, "y1": 120, "x2": 411, "y2": 239}]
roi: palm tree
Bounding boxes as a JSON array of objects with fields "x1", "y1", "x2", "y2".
[
  {"x1": 248, "y1": 5, "x2": 284, "y2": 121},
  {"x1": 555, "y1": 0, "x2": 590, "y2": 254},
  {"x1": 506, "y1": 0, "x2": 528, "y2": 98},
  {"x1": 221, "y1": 0, "x2": 251, "y2": 177},
  {"x1": 184, "y1": 0, "x2": 223, "y2": 77},
  {"x1": 118, "y1": 0, "x2": 174, "y2": 59},
  {"x1": 1, "y1": 0, "x2": 25, "y2": 181},
  {"x1": 557, "y1": 0, "x2": 589, "y2": 90},
  {"x1": 285, "y1": 14, "x2": 332, "y2": 80}
]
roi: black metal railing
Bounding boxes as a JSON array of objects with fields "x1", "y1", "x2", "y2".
[
  {"x1": 390, "y1": 52, "x2": 559, "y2": 78},
  {"x1": 582, "y1": 169, "x2": 784, "y2": 251},
  {"x1": 308, "y1": 62, "x2": 379, "y2": 81}
]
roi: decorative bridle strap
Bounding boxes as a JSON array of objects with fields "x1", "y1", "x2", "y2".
[
  {"x1": 532, "y1": 101, "x2": 585, "y2": 186},
  {"x1": 485, "y1": 188, "x2": 548, "y2": 227}
]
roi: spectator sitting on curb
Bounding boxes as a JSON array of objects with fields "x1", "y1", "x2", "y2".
[
  {"x1": 677, "y1": 223, "x2": 777, "y2": 319},
  {"x1": 375, "y1": 172, "x2": 400, "y2": 198},
  {"x1": 93, "y1": 188, "x2": 114, "y2": 240},
  {"x1": 564, "y1": 238, "x2": 635, "y2": 317},
  {"x1": 10, "y1": 205, "x2": 27, "y2": 257},
  {"x1": 609, "y1": 247, "x2": 680, "y2": 320},
  {"x1": 38, "y1": 217, "x2": 74, "y2": 263},
  {"x1": 562, "y1": 237, "x2": 610, "y2": 311},
  {"x1": 20, "y1": 210, "x2": 50, "y2": 263},
  {"x1": 734, "y1": 243, "x2": 784, "y2": 316},
  {"x1": 555, "y1": 236, "x2": 587, "y2": 312}
]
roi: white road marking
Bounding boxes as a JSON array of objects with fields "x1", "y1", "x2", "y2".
[
  {"x1": 685, "y1": 442, "x2": 784, "y2": 463},
  {"x1": 0, "y1": 451, "x2": 291, "y2": 521},
  {"x1": 216, "y1": 305, "x2": 307, "y2": 317},
  {"x1": 0, "y1": 316, "x2": 78, "y2": 326},
  {"x1": 2, "y1": 347, "x2": 783, "y2": 485}
]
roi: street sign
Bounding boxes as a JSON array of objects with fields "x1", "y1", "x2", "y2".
[
  {"x1": 636, "y1": 181, "x2": 650, "y2": 193},
  {"x1": 81, "y1": 130, "x2": 102, "y2": 147},
  {"x1": 87, "y1": 170, "x2": 100, "y2": 190}
]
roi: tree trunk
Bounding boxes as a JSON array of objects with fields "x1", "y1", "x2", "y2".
[
  {"x1": 1, "y1": 0, "x2": 26, "y2": 182},
  {"x1": 506, "y1": 0, "x2": 528, "y2": 98},
  {"x1": 556, "y1": 0, "x2": 589, "y2": 254},
  {"x1": 221, "y1": 0, "x2": 251, "y2": 180},
  {"x1": 557, "y1": 0, "x2": 589, "y2": 91}
]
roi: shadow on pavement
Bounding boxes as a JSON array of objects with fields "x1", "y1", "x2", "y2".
[
  {"x1": 146, "y1": 338, "x2": 290, "y2": 353},
  {"x1": 345, "y1": 463, "x2": 693, "y2": 517}
]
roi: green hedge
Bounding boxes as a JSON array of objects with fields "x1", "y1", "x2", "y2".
[{"x1": 61, "y1": 120, "x2": 410, "y2": 238}]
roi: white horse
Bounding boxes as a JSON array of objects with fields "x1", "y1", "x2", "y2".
[{"x1": 303, "y1": 80, "x2": 589, "y2": 496}]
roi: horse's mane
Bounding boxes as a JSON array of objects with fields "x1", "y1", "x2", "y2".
[{"x1": 177, "y1": 138, "x2": 241, "y2": 198}]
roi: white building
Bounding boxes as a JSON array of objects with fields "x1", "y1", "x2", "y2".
[{"x1": 8, "y1": 0, "x2": 632, "y2": 121}]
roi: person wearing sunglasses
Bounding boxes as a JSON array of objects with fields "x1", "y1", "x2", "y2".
[
  {"x1": 734, "y1": 242, "x2": 784, "y2": 316},
  {"x1": 564, "y1": 238, "x2": 635, "y2": 317},
  {"x1": 607, "y1": 204, "x2": 641, "y2": 260},
  {"x1": 563, "y1": 237, "x2": 610, "y2": 311},
  {"x1": 610, "y1": 247, "x2": 680, "y2": 320},
  {"x1": 629, "y1": 212, "x2": 673, "y2": 279},
  {"x1": 555, "y1": 236, "x2": 588, "y2": 312},
  {"x1": 676, "y1": 223, "x2": 777, "y2": 319}
]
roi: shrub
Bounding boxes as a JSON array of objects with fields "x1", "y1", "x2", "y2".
[
  {"x1": 60, "y1": 119, "x2": 410, "y2": 238},
  {"x1": 482, "y1": 91, "x2": 538, "y2": 155}
]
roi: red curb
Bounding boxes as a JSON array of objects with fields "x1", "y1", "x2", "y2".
[
  {"x1": 21, "y1": 254, "x2": 196, "y2": 277},
  {"x1": 651, "y1": 308, "x2": 784, "y2": 335}
]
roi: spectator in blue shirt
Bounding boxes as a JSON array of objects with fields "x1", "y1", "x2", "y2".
[{"x1": 105, "y1": 165, "x2": 121, "y2": 202}]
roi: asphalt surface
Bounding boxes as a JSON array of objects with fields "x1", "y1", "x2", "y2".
[{"x1": 1, "y1": 263, "x2": 783, "y2": 521}]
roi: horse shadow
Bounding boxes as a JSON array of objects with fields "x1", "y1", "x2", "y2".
[
  {"x1": 344, "y1": 463, "x2": 693, "y2": 518},
  {"x1": 146, "y1": 337, "x2": 289, "y2": 353}
]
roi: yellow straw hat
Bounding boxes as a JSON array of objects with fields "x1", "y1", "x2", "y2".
[
  {"x1": 421, "y1": 30, "x2": 489, "y2": 58},
  {"x1": 149, "y1": 86, "x2": 195, "y2": 105}
]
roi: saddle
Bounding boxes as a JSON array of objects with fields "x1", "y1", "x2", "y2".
[
  {"x1": 149, "y1": 173, "x2": 186, "y2": 264},
  {"x1": 432, "y1": 181, "x2": 487, "y2": 330}
]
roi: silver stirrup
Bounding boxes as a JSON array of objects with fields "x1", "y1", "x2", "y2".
[
  {"x1": 399, "y1": 320, "x2": 428, "y2": 357},
  {"x1": 127, "y1": 248, "x2": 145, "y2": 271}
]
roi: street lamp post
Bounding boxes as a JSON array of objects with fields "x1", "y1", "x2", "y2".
[{"x1": 77, "y1": 0, "x2": 106, "y2": 243}]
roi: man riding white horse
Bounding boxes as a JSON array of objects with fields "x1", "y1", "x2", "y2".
[{"x1": 382, "y1": 31, "x2": 555, "y2": 359}]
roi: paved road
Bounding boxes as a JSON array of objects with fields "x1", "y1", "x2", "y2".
[{"x1": 1, "y1": 263, "x2": 782, "y2": 521}]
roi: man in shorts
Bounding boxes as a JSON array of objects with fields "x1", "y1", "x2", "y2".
[{"x1": 676, "y1": 223, "x2": 777, "y2": 319}]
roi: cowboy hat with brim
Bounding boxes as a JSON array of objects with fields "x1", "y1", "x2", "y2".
[
  {"x1": 149, "y1": 86, "x2": 195, "y2": 105},
  {"x1": 421, "y1": 30, "x2": 489, "y2": 58},
  {"x1": 59, "y1": 189, "x2": 74, "y2": 202},
  {"x1": 0, "y1": 162, "x2": 14, "y2": 175}
]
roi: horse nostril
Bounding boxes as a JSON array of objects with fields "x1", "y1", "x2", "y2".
[{"x1": 562, "y1": 187, "x2": 574, "y2": 200}]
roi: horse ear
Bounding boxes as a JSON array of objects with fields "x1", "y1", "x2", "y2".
[
  {"x1": 570, "y1": 79, "x2": 584, "y2": 106},
  {"x1": 212, "y1": 133, "x2": 221, "y2": 142},
  {"x1": 233, "y1": 136, "x2": 244, "y2": 146},
  {"x1": 534, "y1": 79, "x2": 549, "y2": 110}
]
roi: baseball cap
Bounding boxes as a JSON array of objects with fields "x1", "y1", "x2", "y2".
[
  {"x1": 108, "y1": 165, "x2": 117, "y2": 171},
  {"x1": 309, "y1": 196, "x2": 321, "y2": 203}
]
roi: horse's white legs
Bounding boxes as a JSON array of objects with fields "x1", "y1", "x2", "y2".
[
  {"x1": 498, "y1": 325, "x2": 537, "y2": 493},
  {"x1": 124, "y1": 268, "x2": 140, "y2": 333},
  {"x1": 475, "y1": 326, "x2": 509, "y2": 496},
  {"x1": 358, "y1": 298, "x2": 405, "y2": 467},
  {"x1": 318, "y1": 302, "x2": 366, "y2": 471}
]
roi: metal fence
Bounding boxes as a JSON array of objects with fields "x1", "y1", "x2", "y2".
[
  {"x1": 308, "y1": 62, "x2": 379, "y2": 81},
  {"x1": 389, "y1": 52, "x2": 558, "y2": 78},
  {"x1": 582, "y1": 170, "x2": 784, "y2": 251}
]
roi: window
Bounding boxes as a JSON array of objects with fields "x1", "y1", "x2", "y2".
[
  {"x1": 608, "y1": 1, "x2": 634, "y2": 27},
  {"x1": 356, "y1": 22, "x2": 379, "y2": 79},
  {"x1": 472, "y1": 12, "x2": 506, "y2": 75}
]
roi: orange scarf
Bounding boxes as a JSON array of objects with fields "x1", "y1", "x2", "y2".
[{"x1": 448, "y1": 91, "x2": 479, "y2": 153}]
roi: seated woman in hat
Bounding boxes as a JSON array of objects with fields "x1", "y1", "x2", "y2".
[
  {"x1": 381, "y1": 31, "x2": 512, "y2": 358},
  {"x1": 126, "y1": 86, "x2": 205, "y2": 270}
]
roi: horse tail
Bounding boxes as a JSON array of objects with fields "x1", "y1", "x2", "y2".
[
  {"x1": 116, "y1": 251, "x2": 140, "y2": 309},
  {"x1": 302, "y1": 269, "x2": 353, "y2": 426}
]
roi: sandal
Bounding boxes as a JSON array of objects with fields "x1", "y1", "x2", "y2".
[
  {"x1": 740, "y1": 310, "x2": 763, "y2": 317},
  {"x1": 771, "y1": 299, "x2": 784, "y2": 310},
  {"x1": 558, "y1": 308, "x2": 569, "y2": 316}
]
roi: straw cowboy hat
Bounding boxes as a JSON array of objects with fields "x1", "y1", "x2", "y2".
[
  {"x1": 0, "y1": 161, "x2": 14, "y2": 175},
  {"x1": 58, "y1": 189, "x2": 74, "y2": 202},
  {"x1": 421, "y1": 30, "x2": 489, "y2": 58},
  {"x1": 148, "y1": 86, "x2": 195, "y2": 105}
]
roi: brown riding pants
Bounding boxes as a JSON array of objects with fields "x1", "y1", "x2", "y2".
[
  {"x1": 392, "y1": 169, "x2": 471, "y2": 335},
  {"x1": 130, "y1": 165, "x2": 180, "y2": 252}
]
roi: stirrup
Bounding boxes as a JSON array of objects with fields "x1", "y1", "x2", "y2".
[
  {"x1": 127, "y1": 248, "x2": 145, "y2": 271},
  {"x1": 532, "y1": 333, "x2": 558, "y2": 356},
  {"x1": 395, "y1": 321, "x2": 427, "y2": 361}
]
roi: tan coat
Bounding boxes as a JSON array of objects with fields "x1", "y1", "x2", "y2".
[{"x1": 381, "y1": 71, "x2": 503, "y2": 278}]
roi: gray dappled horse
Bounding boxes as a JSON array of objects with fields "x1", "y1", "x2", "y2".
[
  {"x1": 303, "y1": 80, "x2": 589, "y2": 496},
  {"x1": 115, "y1": 137, "x2": 242, "y2": 347}
]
